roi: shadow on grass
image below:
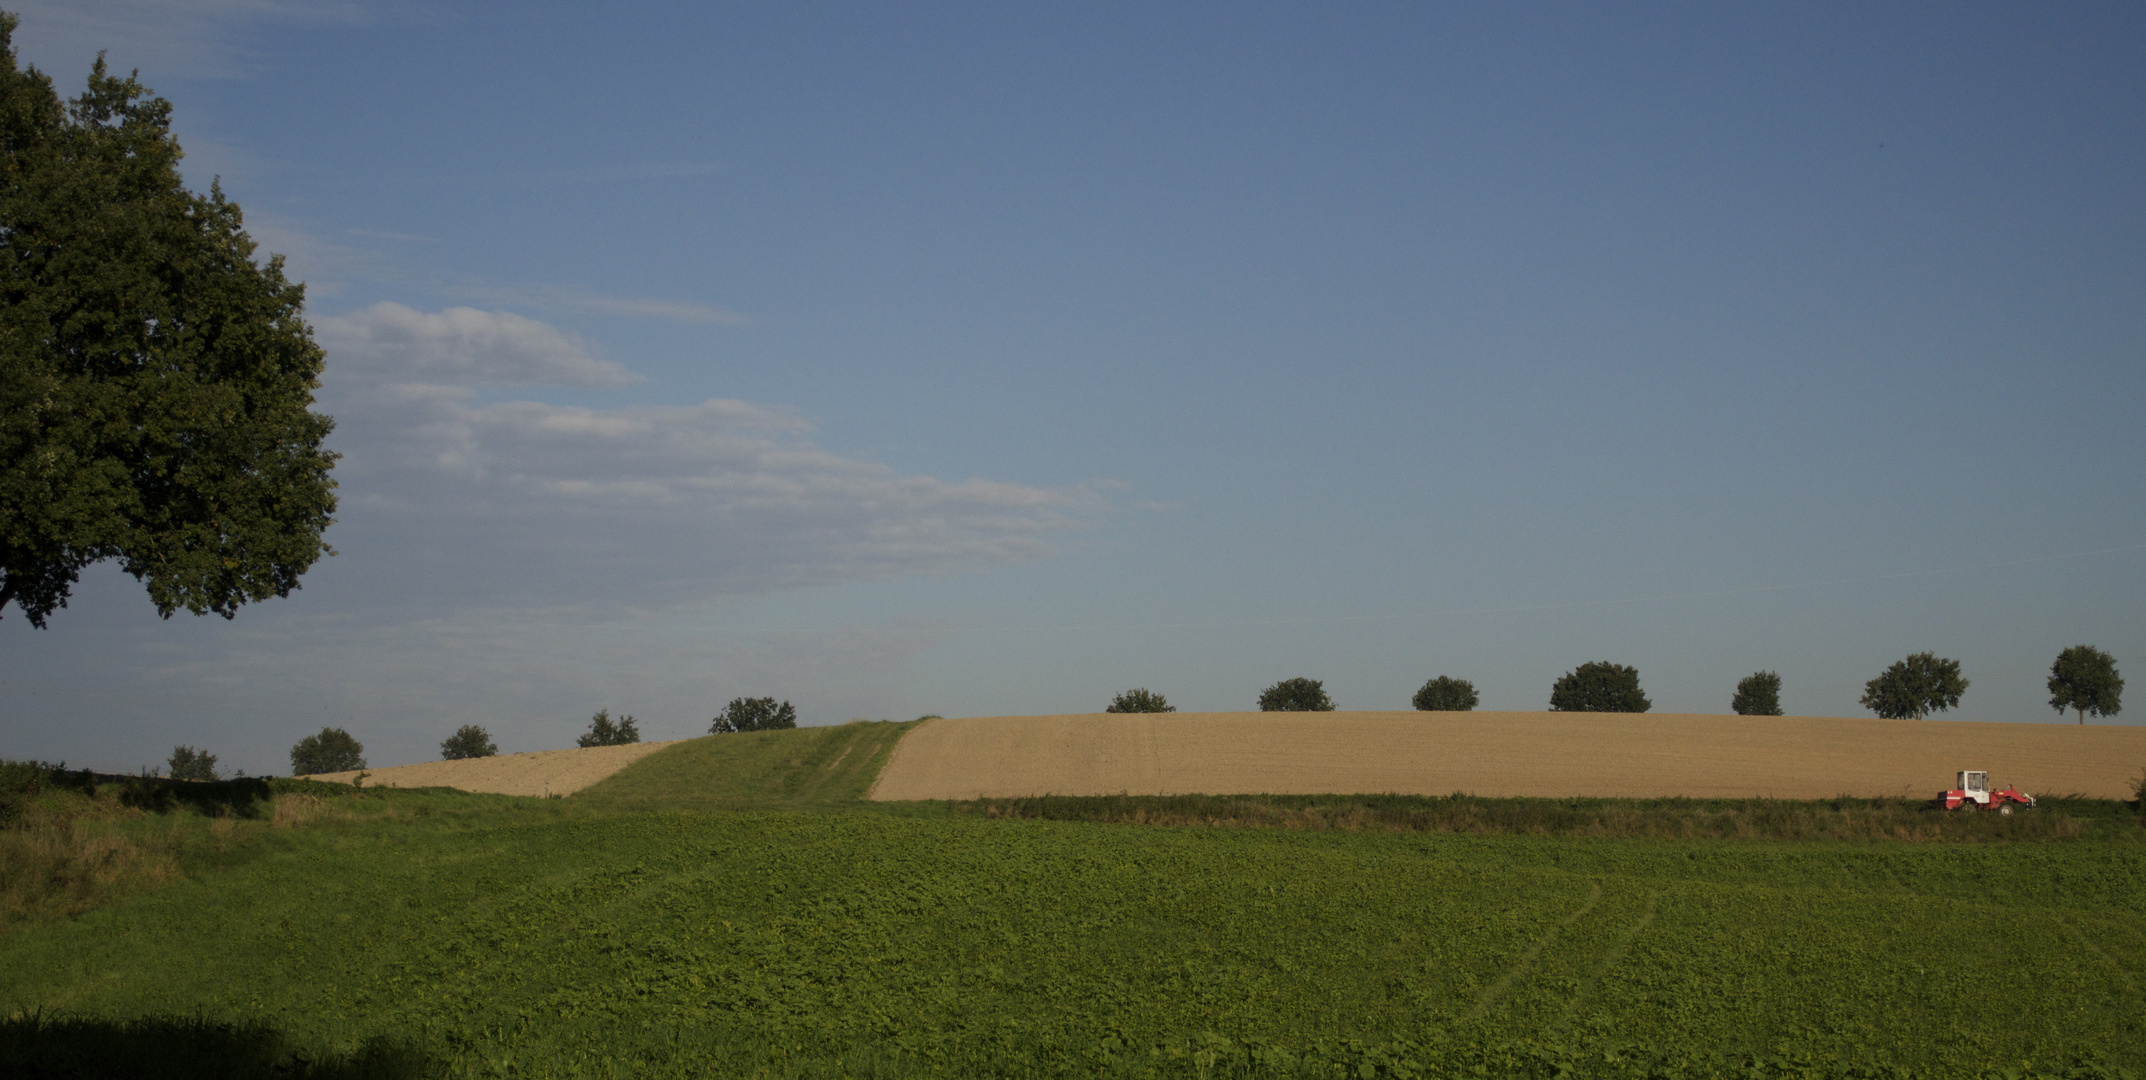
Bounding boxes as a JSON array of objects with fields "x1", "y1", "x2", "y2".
[{"x1": 0, "y1": 1014, "x2": 436, "y2": 1079}]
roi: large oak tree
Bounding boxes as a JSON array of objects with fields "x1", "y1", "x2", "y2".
[{"x1": 0, "y1": 14, "x2": 336, "y2": 627}]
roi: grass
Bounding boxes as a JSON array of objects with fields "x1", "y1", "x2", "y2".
[{"x1": 570, "y1": 719, "x2": 918, "y2": 812}]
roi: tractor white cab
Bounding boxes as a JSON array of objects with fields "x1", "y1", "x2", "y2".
[{"x1": 1957, "y1": 771, "x2": 1989, "y2": 803}]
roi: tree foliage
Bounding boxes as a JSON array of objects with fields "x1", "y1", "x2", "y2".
[
  {"x1": 439, "y1": 724, "x2": 498, "y2": 760},
  {"x1": 1859, "y1": 652, "x2": 1967, "y2": 720},
  {"x1": 1257, "y1": 677, "x2": 1333, "y2": 712},
  {"x1": 165, "y1": 744, "x2": 217, "y2": 782},
  {"x1": 1548, "y1": 662, "x2": 1650, "y2": 713},
  {"x1": 1731, "y1": 671, "x2": 1782, "y2": 716},
  {"x1": 289, "y1": 727, "x2": 363, "y2": 775},
  {"x1": 0, "y1": 16, "x2": 338, "y2": 627},
  {"x1": 1105, "y1": 688, "x2": 1174, "y2": 713},
  {"x1": 2046, "y1": 645, "x2": 2122, "y2": 725},
  {"x1": 577, "y1": 710, "x2": 641, "y2": 747},
  {"x1": 710, "y1": 697, "x2": 797, "y2": 734},
  {"x1": 1411, "y1": 676, "x2": 1478, "y2": 712}
]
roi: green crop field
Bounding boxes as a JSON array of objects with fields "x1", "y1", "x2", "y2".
[{"x1": 2, "y1": 737, "x2": 2143, "y2": 1079}]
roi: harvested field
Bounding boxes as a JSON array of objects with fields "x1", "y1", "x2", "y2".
[
  {"x1": 868, "y1": 712, "x2": 2146, "y2": 801},
  {"x1": 304, "y1": 740, "x2": 683, "y2": 797}
]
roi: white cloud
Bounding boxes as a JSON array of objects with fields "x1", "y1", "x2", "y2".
[
  {"x1": 458, "y1": 283, "x2": 750, "y2": 325},
  {"x1": 317, "y1": 302, "x2": 640, "y2": 387}
]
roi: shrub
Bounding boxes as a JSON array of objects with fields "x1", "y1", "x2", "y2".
[
  {"x1": 710, "y1": 697, "x2": 797, "y2": 734},
  {"x1": 1258, "y1": 678, "x2": 1333, "y2": 712},
  {"x1": 1105, "y1": 689, "x2": 1174, "y2": 713},
  {"x1": 166, "y1": 746, "x2": 219, "y2": 782},
  {"x1": 288, "y1": 728, "x2": 365, "y2": 775},
  {"x1": 1860, "y1": 652, "x2": 1967, "y2": 720},
  {"x1": 1411, "y1": 677, "x2": 1478, "y2": 712},
  {"x1": 1548, "y1": 662, "x2": 1650, "y2": 713},
  {"x1": 1731, "y1": 671, "x2": 1782, "y2": 716},
  {"x1": 577, "y1": 710, "x2": 641, "y2": 747},
  {"x1": 439, "y1": 725, "x2": 498, "y2": 760}
]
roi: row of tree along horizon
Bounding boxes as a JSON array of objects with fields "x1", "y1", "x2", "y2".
[{"x1": 157, "y1": 648, "x2": 2122, "y2": 781}]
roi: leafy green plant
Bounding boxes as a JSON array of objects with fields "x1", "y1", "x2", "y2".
[
  {"x1": 1105, "y1": 688, "x2": 1175, "y2": 713},
  {"x1": 1861, "y1": 652, "x2": 1968, "y2": 720},
  {"x1": 1411, "y1": 676, "x2": 1478, "y2": 711},
  {"x1": 1549, "y1": 661, "x2": 1650, "y2": 712},
  {"x1": 577, "y1": 710, "x2": 641, "y2": 747},
  {"x1": 166, "y1": 746, "x2": 219, "y2": 782},
  {"x1": 2047, "y1": 645, "x2": 2123, "y2": 725},
  {"x1": 709, "y1": 698, "x2": 795, "y2": 734},
  {"x1": 288, "y1": 727, "x2": 364, "y2": 775},
  {"x1": 439, "y1": 725, "x2": 498, "y2": 760},
  {"x1": 1731, "y1": 671, "x2": 1782, "y2": 716},
  {"x1": 1258, "y1": 677, "x2": 1333, "y2": 712}
]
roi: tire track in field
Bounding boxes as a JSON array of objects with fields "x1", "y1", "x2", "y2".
[
  {"x1": 1549, "y1": 888, "x2": 1660, "y2": 1036},
  {"x1": 1462, "y1": 880, "x2": 1602, "y2": 1024}
]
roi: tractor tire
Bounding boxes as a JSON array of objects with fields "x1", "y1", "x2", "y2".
[{"x1": 1999, "y1": 804, "x2": 2013, "y2": 816}]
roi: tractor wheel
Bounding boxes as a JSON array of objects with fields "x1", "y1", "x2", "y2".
[{"x1": 1999, "y1": 804, "x2": 2013, "y2": 816}]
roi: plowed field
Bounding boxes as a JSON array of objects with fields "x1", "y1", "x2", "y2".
[
  {"x1": 867, "y1": 712, "x2": 2146, "y2": 801},
  {"x1": 305, "y1": 740, "x2": 683, "y2": 797}
]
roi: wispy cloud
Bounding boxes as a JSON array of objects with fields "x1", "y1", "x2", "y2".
[
  {"x1": 457, "y1": 284, "x2": 751, "y2": 326},
  {"x1": 317, "y1": 302, "x2": 641, "y2": 388},
  {"x1": 8, "y1": 0, "x2": 368, "y2": 81}
]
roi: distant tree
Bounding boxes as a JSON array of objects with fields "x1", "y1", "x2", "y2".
[
  {"x1": 709, "y1": 697, "x2": 797, "y2": 734},
  {"x1": 1105, "y1": 688, "x2": 1174, "y2": 713},
  {"x1": 0, "y1": 16, "x2": 338, "y2": 630},
  {"x1": 1411, "y1": 676, "x2": 1478, "y2": 712},
  {"x1": 1731, "y1": 671, "x2": 1783, "y2": 716},
  {"x1": 1548, "y1": 662, "x2": 1650, "y2": 713},
  {"x1": 289, "y1": 727, "x2": 364, "y2": 775},
  {"x1": 166, "y1": 745, "x2": 218, "y2": 782},
  {"x1": 2047, "y1": 645, "x2": 2123, "y2": 725},
  {"x1": 1859, "y1": 652, "x2": 1967, "y2": 720},
  {"x1": 1258, "y1": 677, "x2": 1333, "y2": 712},
  {"x1": 577, "y1": 710, "x2": 641, "y2": 747},
  {"x1": 439, "y1": 724, "x2": 498, "y2": 760}
]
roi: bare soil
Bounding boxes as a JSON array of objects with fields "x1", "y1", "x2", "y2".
[
  {"x1": 867, "y1": 712, "x2": 2146, "y2": 801},
  {"x1": 304, "y1": 740, "x2": 685, "y2": 797}
]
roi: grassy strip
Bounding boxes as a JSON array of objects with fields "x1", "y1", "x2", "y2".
[
  {"x1": 949, "y1": 791, "x2": 2146, "y2": 841},
  {"x1": 571, "y1": 720, "x2": 920, "y2": 812},
  {"x1": 0, "y1": 761, "x2": 525, "y2": 933}
]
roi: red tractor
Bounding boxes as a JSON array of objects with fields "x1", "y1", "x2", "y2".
[{"x1": 1936, "y1": 770, "x2": 2035, "y2": 814}]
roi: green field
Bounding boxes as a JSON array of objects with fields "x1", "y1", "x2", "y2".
[{"x1": 2, "y1": 736, "x2": 2143, "y2": 1079}]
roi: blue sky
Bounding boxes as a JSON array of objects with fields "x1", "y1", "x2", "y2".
[{"x1": 3, "y1": 1, "x2": 2142, "y2": 775}]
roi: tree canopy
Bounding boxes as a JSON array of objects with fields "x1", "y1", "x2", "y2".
[
  {"x1": 1731, "y1": 671, "x2": 1782, "y2": 716},
  {"x1": 166, "y1": 744, "x2": 217, "y2": 782},
  {"x1": 2047, "y1": 645, "x2": 2122, "y2": 725},
  {"x1": 578, "y1": 710, "x2": 641, "y2": 747},
  {"x1": 1257, "y1": 677, "x2": 1333, "y2": 712},
  {"x1": 289, "y1": 727, "x2": 363, "y2": 775},
  {"x1": 1412, "y1": 676, "x2": 1478, "y2": 711},
  {"x1": 0, "y1": 15, "x2": 337, "y2": 627},
  {"x1": 1105, "y1": 688, "x2": 1174, "y2": 713},
  {"x1": 1548, "y1": 662, "x2": 1650, "y2": 713},
  {"x1": 1859, "y1": 653, "x2": 1967, "y2": 720},
  {"x1": 440, "y1": 724, "x2": 498, "y2": 760},
  {"x1": 710, "y1": 697, "x2": 797, "y2": 733}
]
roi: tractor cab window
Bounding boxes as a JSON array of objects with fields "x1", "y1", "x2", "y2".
[{"x1": 1962, "y1": 772, "x2": 1988, "y2": 793}]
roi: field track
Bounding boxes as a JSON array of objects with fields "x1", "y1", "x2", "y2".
[
  {"x1": 304, "y1": 740, "x2": 683, "y2": 796},
  {"x1": 868, "y1": 712, "x2": 2146, "y2": 801}
]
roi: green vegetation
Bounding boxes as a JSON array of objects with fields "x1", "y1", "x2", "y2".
[
  {"x1": 572, "y1": 721, "x2": 916, "y2": 812},
  {"x1": 1732, "y1": 671, "x2": 1783, "y2": 716},
  {"x1": 0, "y1": 15, "x2": 338, "y2": 629},
  {"x1": 1862, "y1": 652, "x2": 1968, "y2": 720},
  {"x1": 576, "y1": 709, "x2": 640, "y2": 747},
  {"x1": 166, "y1": 745, "x2": 220, "y2": 781},
  {"x1": 709, "y1": 696, "x2": 797, "y2": 733},
  {"x1": 289, "y1": 727, "x2": 364, "y2": 775},
  {"x1": 1549, "y1": 661, "x2": 1650, "y2": 713},
  {"x1": 1411, "y1": 675, "x2": 1478, "y2": 711},
  {"x1": 1257, "y1": 676, "x2": 1333, "y2": 712},
  {"x1": 438, "y1": 725, "x2": 497, "y2": 761},
  {"x1": 1105, "y1": 688, "x2": 1175, "y2": 713},
  {"x1": 2048, "y1": 645, "x2": 2124, "y2": 725}
]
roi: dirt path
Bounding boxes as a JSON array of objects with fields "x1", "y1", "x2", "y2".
[
  {"x1": 304, "y1": 740, "x2": 685, "y2": 797},
  {"x1": 868, "y1": 712, "x2": 2146, "y2": 801}
]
